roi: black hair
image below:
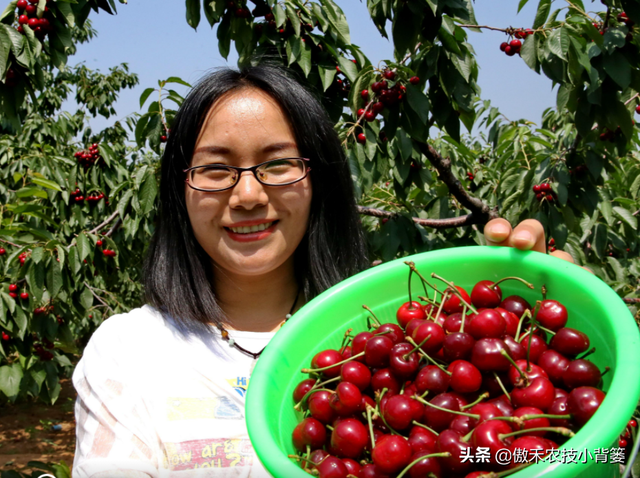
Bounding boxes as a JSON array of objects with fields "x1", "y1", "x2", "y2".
[{"x1": 143, "y1": 65, "x2": 370, "y2": 335}]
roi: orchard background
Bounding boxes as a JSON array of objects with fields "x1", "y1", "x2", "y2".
[{"x1": 1, "y1": 0, "x2": 640, "y2": 474}]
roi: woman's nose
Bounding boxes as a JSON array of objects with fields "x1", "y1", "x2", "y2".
[{"x1": 228, "y1": 170, "x2": 269, "y2": 210}]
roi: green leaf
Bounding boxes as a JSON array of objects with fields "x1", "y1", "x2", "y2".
[
  {"x1": 31, "y1": 177, "x2": 62, "y2": 192},
  {"x1": 613, "y1": 207, "x2": 637, "y2": 230},
  {"x1": 76, "y1": 233, "x2": 90, "y2": 262},
  {"x1": 405, "y1": 85, "x2": 430, "y2": 123},
  {"x1": 274, "y1": 3, "x2": 286, "y2": 27},
  {"x1": 630, "y1": 174, "x2": 640, "y2": 200},
  {"x1": 26, "y1": 263, "x2": 45, "y2": 302},
  {"x1": 547, "y1": 27, "x2": 570, "y2": 60},
  {"x1": 518, "y1": 0, "x2": 530, "y2": 12},
  {"x1": 592, "y1": 223, "x2": 607, "y2": 259},
  {"x1": 15, "y1": 187, "x2": 48, "y2": 199},
  {"x1": 139, "y1": 173, "x2": 158, "y2": 215},
  {"x1": 30, "y1": 247, "x2": 44, "y2": 264},
  {"x1": 549, "y1": 207, "x2": 568, "y2": 248},
  {"x1": 1, "y1": 291, "x2": 15, "y2": 314},
  {"x1": 117, "y1": 189, "x2": 134, "y2": 219},
  {"x1": 532, "y1": 0, "x2": 551, "y2": 29},
  {"x1": 285, "y1": 3, "x2": 301, "y2": 36},
  {"x1": 139, "y1": 87, "x2": 155, "y2": 108},
  {"x1": 606, "y1": 256, "x2": 625, "y2": 283},
  {"x1": 186, "y1": 0, "x2": 201, "y2": 30},
  {"x1": 317, "y1": 65, "x2": 336, "y2": 92},
  {"x1": 337, "y1": 56, "x2": 358, "y2": 83},
  {"x1": 0, "y1": 364, "x2": 23, "y2": 399},
  {"x1": 46, "y1": 263, "x2": 63, "y2": 298},
  {"x1": 80, "y1": 286, "x2": 93, "y2": 311},
  {"x1": 602, "y1": 51, "x2": 631, "y2": 89},
  {"x1": 298, "y1": 39, "x2": 312, "y2": 77},
  {"x1": 319, "y1": 0, "x2": 350, "y2": 44},
  {"x1": 217, "y1": 15, "x2": 231, "y2": 59},
  {"x1": 165, "y1": 76, "x2": 191, "y2": 87}
]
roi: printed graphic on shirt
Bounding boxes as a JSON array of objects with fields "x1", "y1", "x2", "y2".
[
  {"x1": 163, "y1": 438, "x2": 254, "y2": 470},
  {"x1": 166, "y1": 397, "x2": 243, "y2": 421},
  {"x1": 227, "y1": 376, "x2": 249, "y2": 398}
]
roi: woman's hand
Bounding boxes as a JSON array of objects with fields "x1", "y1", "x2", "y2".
[{"x1": 483, "y1": 218, "x2": 590, "y2": 271}]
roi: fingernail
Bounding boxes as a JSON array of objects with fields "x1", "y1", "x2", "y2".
[
  {"x1": 488, "y1": 225, "x2": 510, "y2": 239},
  {"x1": 513, "y1": 231, "x2": 535, "y2": 248}
]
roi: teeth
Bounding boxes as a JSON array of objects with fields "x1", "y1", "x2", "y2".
[{"x1": 229, "y1": 221, "x2": 274, "y2": 234}]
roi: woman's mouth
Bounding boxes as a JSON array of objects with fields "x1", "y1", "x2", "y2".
[{"x1": 224, "y1": 221, "x2": 279, "y2": 242}]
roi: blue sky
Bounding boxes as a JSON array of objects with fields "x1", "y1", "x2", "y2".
[{"x1": 67, "y1": 0, "x2": 565, "y2": 136}]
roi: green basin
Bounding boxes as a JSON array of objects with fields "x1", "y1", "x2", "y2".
[{"x1": 246, "y1": 246, "x2": 640, "y2": 477}]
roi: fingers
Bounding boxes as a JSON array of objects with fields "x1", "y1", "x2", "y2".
[
  {"x1": 483, "y1": 218, "x2": 513, "y2": 246},
  {"x1": 550, "y1": 250, "x2": 575, "y2": 264},
  {"x1": 508, "y1": 219, "x2": 546, "y2": 253}
]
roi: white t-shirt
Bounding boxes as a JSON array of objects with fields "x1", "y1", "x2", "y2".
[{"x1": 72, "y1": 305, "x2": 276, "y2": 477}]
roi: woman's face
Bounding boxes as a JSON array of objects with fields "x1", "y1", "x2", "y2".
[{"x1": 185, "y1": 88, "x2": 312, "y2": 279}]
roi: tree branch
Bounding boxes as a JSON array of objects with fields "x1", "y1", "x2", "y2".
[
  {"x1": 357, "y1": 206, "x2": 488, "y2": 229},
  {"x1": 88, "y1": 210, "x2": 119, "y2": 235},
  {"x1": 84, "y1": 281, "x2": 115, "y2": 315}
]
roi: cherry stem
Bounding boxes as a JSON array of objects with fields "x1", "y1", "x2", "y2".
[
  {"x1": 407, "y1": 262, "x2": 444, "y2": 297},
  {"x1": 488, "y1": 276, "x2": 535, "y2": 290},
  {"x1": 304, "y1": 445, "x2": 310, "y2": 470},
  {"x1": 362, "y1": 305, "x2": 381, "y2": 329},
  {"x1": 514, "y1": 309, "x2": 532, "y2": 342},
  {"x1": 577, "y1": 347, "x2": 596, "y2": 360},
  {"x1": 326, "y1": 424, "x2": 334, "y2": 431},
  {"x1": 417, "y1": 295, "x2": 437, "y2": 306},
  {"x1": 396, "y1": 452, "x2": 451, "y2": 478},
  {"x1": 411, "y1": 420, "x2": 439, "y2": 435},
  {"x1": 601, "y1": 366, "x2": 611, "y2": 377},
  {"x1": 406, "y1": 337, "x2": 451, "y2": 375},
  {"x1": 365, "y1": 404, "x2": 376, "y2": 451},
  {"x1": 403, "y1": 334, "x2": 431, "y2": 361},
  {"x1": 499, "y1": 349, "x2": 529, "y2": 384},
  {"x1": 535, "y1": 324, "x2": 556, "y2": 336},
  {"x1": 431, "y1": 273, "x2": 478, "y2": 314},
  {"x1": 500, "y1": 427, "x2": 575, "y2": 439},
  {"x1": 460, "y1": 306, "x2": 467, "y2": 333},
  {"x1": 541, "y1": 284, "x2": 547, "y2": 301},
  {"x1": 431, "y1": 291, "x2": 449, "y2": 321},
  {"x1": 493, "y1": 372, "x2": 511, "y2": 401},
  {"x1": 520, "y1": 413, "x2": 572, "y2": 421},
  {"x1": 405, "y1": 261, "x2": 415, "y2": 305},
  {"x1": 461, "y1": 392, "x2": 489, "y2": 410},
  {"x1": 340, "y1": 328, "x2": 353, "y2": 351},
  {"x1": 376, "y1": 388, "x2": 402, "y2": 436},
  {"x1": 526, "y1": 302, "x2": 541, "y2": 371},
  {"x1": 301, "y1": 352, "x2": 365, "y2": 373},
  {"x1": 414, "y1": 396, "x2": 480, "y2": 419}
]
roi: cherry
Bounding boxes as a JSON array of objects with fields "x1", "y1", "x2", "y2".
[
  {"x1": 371, "y1": 368, "x2": 401, "y2": 396},
  {"x1": 330, "y1": 382, "x2": 362, "y2": 416},
  {"x1": 314, "y1": 455, "x2": 349, "y2": 478},
  {"x1": 489, "y1": 394, "x2": 514, "y2": 417},
  {"x1": 508, "y1": 360, "x2": 548, "y2": 387},
  {"x1": 500, "y1": 42, "x2": 508, "y2": 51},
  {"x1": 547, "y1": 396, "x2": 572, "y2": 428},
  {"x1": 471, "y1": 419, "x2": 514, "y2": 463},
  {"x1": 499, "y1": 295, "x2": 531, "y2": 319},
  {"x1": 448, "y1": 360, "x2": 482, "y2": 393},
  {"x1": 423, "y1": 392, "x2": 463, "y2": 431},
  {"x1": 470, "y1": 280, "x2": 503, "y2": 308},
  {"x1": 364, "y1": 111, "x2": 376, "y2": 122},
  {"x1": 365, "y1": 334, "x2": 394, "y2": 368},
  {"x1": 340, "y1": 361, "x2": 371, "y2": 391},
  {"x1": 536, "y1": 350, "x2": 570, "y2": 386},
  {"x1": 408, "y1": 76, "x2": 420, "y2": 85},
  {"x1": 357, "y1": 108, "x2": 365, "y2": 117},
  {"x1": 8, "y1": 284, "x2": 17, "y2": 292},
  {"x1": 509, "y1": 436, "x2": 551, "y2": 462},
  {"x1": 375, "y1": 323, "x2": 405, "y2": 345},
  {"x1": 359, "y1": 463, "x2": 391, "y2": 478},
  {"x1": 356, "y1": 133, "x2": 367, "y2": 144},
  {"x1": 396, "y1": 301, "x2": 426, "y2": 328},
  {"x1": 311, "y1": 349, "x2": 344, "y2": 378},
  {"x1": 0, "y1": 248, "x2": 5, "y2": 255},
  {"x1": 567, "y1": 386, "x2": 605, "y2": 427},
  {"x1": 511, "y1": 377, "x2": 555, "y2": 412},
  {"x1": 512, "y1": 406, "x2": 550, "y2": 436},
  {"x1": 550, "y1": 327, "x2": 590, "y2": 356},
  {"x1": 415, "y1": 365, "x2": 451, "y2": 395},
  {"x1": 25, "y1": 4, "x2": 36, "y2": 15},
  {"x1": 509, "y1": 39, "x2": 522, "y2": 50},
  {"x1": 408, "y1": 425, "x2": 437, "y2": 454},
  {"x1": 536, "y1": 300, "x2": 568, "y2": 331},
  {"x1": 9, "y1": 292, "x2": 18, "y2": 299},
  {"x1": 502, "y1": 336, "x2": 526, "y2": 361},
  {"x1": 308, "y1": 390, "x2": 336, "y2": 423},
  {"x1": 20, "y1": 292, "x2": 29, "y2": 300},
  {"x1": 361, "y1": 89, "x2": 369, "y2": 100},
  {"x1": 372, "y1": 101, "x2": 384, "y2": 114},
  {"x1": 330, "y1": 418, "x2": 368, "y2": 459},
  {"x1": 636, "y1": 105, "x2": 640, "y2": 115},
  {"x1": 18, "y1": 14, "x2": 29, "y2": 25},
  {"x1": 1, "y1": 332, "x2": 9, "y2": 341},
  {"x1": 96, "y1": 240, "x2": 103, "y2": 247},
  {"x1": 389, "y1": 342, "x2": 420, "y2": 378},
  {"x1": 405, "y1": 318, "x2": 425, "y2": 338},
  {"x1": 28, "y1": 17, "x2": 38, "y2": 28},
  {"x1": 382, "y1": 70, "x2": 396, "y2": 81},
  {"x1": 630, "y1": 419, "x2": 637, "y2": 428},
  {"x1": 562, "y1": 359, "x2": 601, "y2": 389},
  {"x1": 442, "y1": 312, "x2": 470, "y2": 334},
  {"x1": 372, "y1": 434, "x2": 412, "y2": 474},
  {"x1": 468, "y1": 309, "x2": 506, "y2": 339},
  {"x1": 471, "y1": 338, "x2": 511, "y2": 372},
  {"x1": 436, "y1": 429, "x2": 474, "y2": 474},
  {"x1": 351, "y1": 331, "x2": 373, "y2": 360},
  {"x1": 442, "y1": 286, "x2": 471, "y2": 314},
  {"x1": 406, "y1": 450, "x2": 442, "y2": 478},
  {"x1": 519, "y1": 333, "x2": 547, "y2": 363},
  {"x1": 442, "y1": 332, "x2": 475, "y2": 362},
  {"x1": 292, "y1": 417, "x2": 327, "y2": 451},
  {"x1": 17, "y1": 0, "x2": 28, "y2": 9},
  {"x1": 411, "y1": 321, "x2": 445, "y2": 354},
  {"x1": 382, "y1": 394, "x2": 421, "y2": 431},
  {"x1": 341, "y1": 458, "x2": 360, "y2": 477},
  {"x1": 495, "y1": 307, "x2": 519, "y2": 337}
]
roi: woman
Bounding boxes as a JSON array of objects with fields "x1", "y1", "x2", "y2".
[{"x1": 72, "y1": 66, "x2": 570, "y2": 477}]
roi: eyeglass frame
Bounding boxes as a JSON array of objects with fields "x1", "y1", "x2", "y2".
[{"x1": 183, "y1": 157, "x2": 312, "y2": 192}]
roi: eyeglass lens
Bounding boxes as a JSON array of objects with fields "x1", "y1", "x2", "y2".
[{"x1": 189, "y1": 159, "x2": 307, "y2": 191}]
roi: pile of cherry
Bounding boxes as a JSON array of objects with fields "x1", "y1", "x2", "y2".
[
  {"x1": 288, "y1": 262, "x2": 634, "y2": 478},
  {"x1": 74, "y1": 143, "x2": 104, "y2": 169}
]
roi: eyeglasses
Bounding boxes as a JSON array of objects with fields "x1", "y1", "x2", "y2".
[{"x1": 184, "y1": 158, "x2": 311, "y2": 192}]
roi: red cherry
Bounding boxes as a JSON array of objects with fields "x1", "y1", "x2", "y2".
[
  {"x1": 389, "y1": 342, "x2": 420, "y2": 378},
  {"x1": 340, "y1": 361, "x2": 371, "y2": 391},
  {"x1": 28, "y1": 17, "x2": 39, "y2": 28},
  {"x1": 519, "y1": 333, "x2": 548, "y2": 363},
  {"x1": 382, "y1": 394, "x2": 422, "y2": 431},
  {"x1": 383, "y1": 70, "x2": 396, "y2": 81},
  {"x1": 330, "y1": 382, "x2": 362, "y2": 416},
  {"x1": 330, "y1": 418, "x2": 368, "y2": 459},
  {"x1": 351, "y1": 331, "x2": 373, "y2": 359},
  {"x1": 423, "y1": 392, "x2": 462, "y2": 432},
  {"x1": 25, "y1": 4, "x2": 36, "y2": 15},
  {"x1": 396, "y1": 301, "x2": 426, "y2": 328},
  {"x1": 442, "y1": 332, "x2": 475, "y2": 362},
  {"x1": 17, "y1": 0, "x2": 28, "y2": 9},
  {"x1": 308, "y1": 390, "x2": 336, "y2": 424},
  {"x1": 357, "y1": 108, "x2": 365, "y2": 117},
  {"x1": 411, "y1": 321, "x2": 445, "y2": 354},
  {"x1": 365, "y1": 334, "x2": 394, "y2": 368},
  {"x1": 96, "y1": 240, "x2": 103, "y2": 247},
  {"x1": 470, "y1": 280, "x2": 503, "y2": 308},
  {"x1": 364, "y1": 111, "x2": 376, "y2": 122},
  {"x1": 468, "y1": 309, "x2": 506, "y2": 339},
  {"x1": 8, "y1": 284, "x2": 18, "y2": 292},
  {"x1": 371, "y1": 368, "x2": 401, "y2": 396},
  {"x1": 292, "y1": 378, "x2": 316, "y2": 403},
  {"x1": 408, "y1": 76, "x2": 420, "y2": 85},
  {"x1": 535, "y1": 300, "x2": 568, "y2": 331},
  {"x1": 500, "y1": 42, "x2": 508, "y2": 51},
  {"x1": 636, "y1": 105, "x2": 640, "y2": 115},
  {"x1": 9, "y1": 292, "x2": 18, "y2": 299},
  {"x1": 550, "y1": 327, "x2": 590, "y2": 357},
  {"x1": 436, "y1": 429, "x2": 474, "y2": 474},
  {"x1": 356, "y1": 133, "x2": 366, "y2": 144},
  {"x1": 341, "y1": 458, "x2": 360, "y2": 477},
  {"x1": 20, "y1": 292, "x2": 29, "y2": 300},
  {"x1": 448, "y1": 360, "x2": 482, "y2": 393},
  {"x1": 471, "y1": 338, "x2": 511, "y2": 372},
  {"x1": 442, "y1": 286, "x2": 471, "y2": 314},
  {"x1": 311, "y1": 349, "x2": 343, "y2": 378},
  {"x1": 18, "y1": 14, "x2": 29, "y2": 25},
  {"x1": 509, "y1": 39, "x2": 522, "y2": 50},
  {"x1": 567, "y1": 386, "x2": 605, "y2": 427},
  {"x1": 630, "y1": 419, "x2": 637, "y2": 428},
  {"x1": 408, "y1": 425, "x2": 437, "y2": 454},
  {"x1": 533, "y1": 184, "x2": 541, "y2": 193},
  {"x1": 537, "y1": 349, "x2": 570, "y2": 386},
  {"x1": 0, "y1": 248, "x2": 5, "y2": 255},
  {"x1": 315, "y1": 456, "x2": 349, "y2": 478},
  {"x1": 415, "y1": 365, "x2": 451, "y2": 395},
  {"x1": 471, "y1": 419, "x2": 514, "y2": 464},
  {"x1": 562, "y1": 359, "x2": 602, "y2": 389},
  {"x1": 508, "y1": 360, "x2": 548, "y2": 387},
  {"x1": 372, "y1": 434, "x2": 412, "y2": 474},
  {"x1": 360, "y1": 89, "x2": 369, "y2": 100},
  {"x1": 292, "y1": 417, "x2": 326, "y2": 452},
  {"x1": 511, "y1": 377, "x2": 556, "y2": 412},
  {"x1": 505, "y1": 45, "x2": 515, "y2": 56}
]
